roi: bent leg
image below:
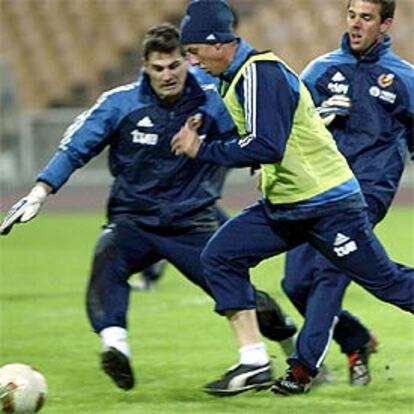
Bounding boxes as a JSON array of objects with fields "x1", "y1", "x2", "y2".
[
  {"x1": 160, "y1": 229, "x2": 215, "y2": 295},
  {"x1": 201, "y1": 202, "x2": 299, "y2": 314},
  {"x1": 287, "y1": 208, "x2": 414, "y2": 375},
  {"x1": 284, "y1": 243, "x2": 371, "y2": 356}
]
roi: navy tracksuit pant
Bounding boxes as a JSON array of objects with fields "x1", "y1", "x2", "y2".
[
  {"x1": 86, "y1": 217, "x2": 214, "y2": 332},
  {"x1": 85, "y1": 212, "x2": 292, "y2": 344},
  {"x1": 201, "y1": 199, "x2": 414, "y2": 375},
  {"x1": 282, "y1": 194, "x2": 410, "y2": 372},
  {"x1": 284, "y1": 244, "x2": 370, "y2": 354}
]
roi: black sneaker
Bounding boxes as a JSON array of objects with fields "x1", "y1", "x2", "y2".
[
  {"x1": 101, "y1": 347, "x2": 135, "y2": 390},
  {"x1": 347, "y1": 334, "x2": 378, "y2": 386},
  {"x1": 271, "y1": 365, "x2": 311, "y2": 395},
  {"x1": 204, "y1": 362, "x2": 273, "y2": 396}
]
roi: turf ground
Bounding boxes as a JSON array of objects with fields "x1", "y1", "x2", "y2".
[{"x1": 0, "y1": 207, "x2": 413, "y2": 414}]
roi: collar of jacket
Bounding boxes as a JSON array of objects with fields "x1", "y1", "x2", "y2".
[
  {"x1": 341, "y1": 33, "x2": 392, "y2": 63},
  {"x1": 220, "y1": 38, "x2": 257, "y2": 83},
  {"x1": 137, "y1": 70, "x2": 206, "y2": 109}
]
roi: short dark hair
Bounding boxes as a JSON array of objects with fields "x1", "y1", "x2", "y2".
[
  {"x1": 142, "y1": 23, "x2": 185, "y2": 60},
  {"x1": 347, "y1": 0, "x2": 396, "y2": 21}
]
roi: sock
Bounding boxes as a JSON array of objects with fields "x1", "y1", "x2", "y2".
[
  {"x1": 291, "y1": 364, "x2": 311, "y2": 383},
  {"x1": 239, "y1": 342, "x2": 269, "y2": 366},
  {"x1": 100, "y1": 326, "x2": 131, "y2": 358}
]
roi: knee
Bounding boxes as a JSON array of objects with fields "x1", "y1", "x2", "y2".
[
  {"x1": 200, "y1": 242, "x2": 218, "y2": 271},
  {"x1": 201, "y1": 238, "x2": 237, "y2": 277},
  {"x1": 88, "y1": 230, "x2": 122, "y2": 290},
  {"x1": 202, "y1": 232, "x2": 242, "y2": 261}
]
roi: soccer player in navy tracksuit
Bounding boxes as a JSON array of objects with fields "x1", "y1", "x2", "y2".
[
  {"x1": 175, "y1": 0, "x2": 414, "y2": 397},
  {"x1": 283, "y1": 0, "x2": 414, "y2": 387},
  {"x1": 131, "y1": 64, "x2": 227, "y2": 291},
  {"x1": 134, "y1": 8, "x2": 241, "y2": 292},
  {"x1": 0, "y1": 23, "x2": 297, "y2": 391}
]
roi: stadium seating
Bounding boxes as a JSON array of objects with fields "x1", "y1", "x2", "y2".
[
  {"x1": 239, "y1": 0, "x2": 413, "y2": 72},
  {"x1": 0, "y1": 0, "x2": 412, "y2": 109}
]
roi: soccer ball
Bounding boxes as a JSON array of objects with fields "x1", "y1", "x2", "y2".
[{"x1": 0, "y1": 364, "x2": 47, "y2": 413}]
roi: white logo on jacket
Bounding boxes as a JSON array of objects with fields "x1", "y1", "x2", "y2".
[
  {"x1": 328, "y1": 82, "x2": 349, "y2": 94},
  {"x1": 131, "y1": 130, "x2": 158, "y2": 145},
  {"x1": 331, "y1": 71, "x2": 346, "y2": 82},
  {"x1": 369, "y1": 86, "x2": 396, "y2": 104},
  {"x1": 238, "y1": 134, "x2": 254, "y2": 148},
  {"x1": 137, "y1": 116, "x2": 154, "y2": 127},
  {"x1": 131, "y1": 117, "x2": 158, "y2": 145}
]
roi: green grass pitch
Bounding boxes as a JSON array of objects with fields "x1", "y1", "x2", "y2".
[{"x1": 1, "y1": 207, "x2": 413, "y2": 414}]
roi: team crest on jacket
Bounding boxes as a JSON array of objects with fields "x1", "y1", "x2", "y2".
[{"x1": 377, "y1": 73, "x2": 395, "y2": 88}]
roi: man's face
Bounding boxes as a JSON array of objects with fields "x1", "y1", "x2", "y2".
[
  {"x1": 185, "y1": 44, "x2": 228, "y2": 76},
  {"x1": 144, "y1": 49, "x2": 188, "y2": 103},
  {"x1": 347, "y1": 0, "x2": 392, "y2": 54}
]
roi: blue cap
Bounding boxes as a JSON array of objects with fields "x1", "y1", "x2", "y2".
[{"x1": 180, "y1": 0, "x2": 236, "y2": 45}]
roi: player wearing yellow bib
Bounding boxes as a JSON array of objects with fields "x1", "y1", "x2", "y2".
[{"x1": 172, "y1": 0, "x2": 414, "y2": 397}]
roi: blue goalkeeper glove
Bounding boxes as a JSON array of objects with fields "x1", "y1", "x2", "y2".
[
  {"x1": 317, "y1": 94, "x2": 351, "y2": 126},
  {"x1": 0, "y1": 185, "x2": 49, "y2": 235}
]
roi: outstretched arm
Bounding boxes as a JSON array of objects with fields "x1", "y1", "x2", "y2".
[{"x1": 0, "y1": 89, "x2": 123, "y2": 235}]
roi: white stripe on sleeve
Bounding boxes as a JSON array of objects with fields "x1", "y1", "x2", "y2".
[{"x1": 243, "y1": 63, "x2": 257, "y2": 137}]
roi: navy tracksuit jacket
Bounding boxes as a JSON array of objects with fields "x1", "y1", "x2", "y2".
[{"x1": 36, "y1": 71, "x2": 236, "y2": 331}]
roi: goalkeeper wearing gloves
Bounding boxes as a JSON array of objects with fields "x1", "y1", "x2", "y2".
[{"x1": 0, "y1": 184, "x2": 50, "y2": 235}]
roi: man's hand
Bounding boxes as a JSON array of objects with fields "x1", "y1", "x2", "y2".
[
  {"x1": 0, "y1": 183, "x2": 50, "y2": 235},
  {"x1": 317, "y1": 94, "x2": 351, "y2": 126},
  {"x1": 171, "y1": 113, "x2": 203, "y2": 158}
]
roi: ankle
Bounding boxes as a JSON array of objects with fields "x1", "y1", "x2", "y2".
[
  {"x1": 291, "y1": 364, "x2": 311, "y2": 384},
  {"x1": 239, "y1": 342, "x2": 269, "y2": 366},
  {"x1": 100, "y1": 326, "x2": 131, "y2": 358}
]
